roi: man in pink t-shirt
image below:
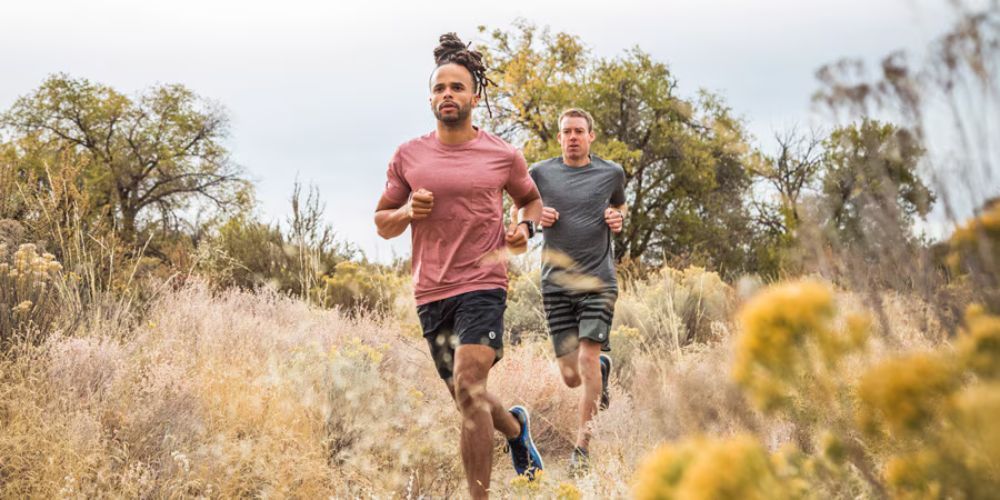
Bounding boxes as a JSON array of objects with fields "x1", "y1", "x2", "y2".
[{"x1": 374, "y1": 33, "x2": 543, "y2": 498}]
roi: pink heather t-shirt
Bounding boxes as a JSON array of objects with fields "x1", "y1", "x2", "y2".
[{"x1": 382, "y1": 128, "x2": 536, "y2": 305}]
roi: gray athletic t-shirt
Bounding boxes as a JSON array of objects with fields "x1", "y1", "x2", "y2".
[{"x1": 529, "y1": 156, "x2": 627, "y2": 294}]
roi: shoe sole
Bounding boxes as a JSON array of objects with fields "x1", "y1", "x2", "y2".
[{"x1": 510, "y1": 405, "x2": 545, "y2": 471}]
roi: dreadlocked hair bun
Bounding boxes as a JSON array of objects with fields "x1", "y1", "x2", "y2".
[{"x1": 433, "y1": 33, "x2": 496, "y2": 115}]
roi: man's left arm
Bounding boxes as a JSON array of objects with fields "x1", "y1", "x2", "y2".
[
  {"x1": 605, "y1": 168, "x2": 628, "y2": 234},
  {"x1": 604, "y1": 205, "x2": 626, "y2": 234}
]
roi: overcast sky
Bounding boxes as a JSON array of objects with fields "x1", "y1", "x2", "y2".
[{"x1": 2, "y1": 0, "x2": 966, "y2": 260}]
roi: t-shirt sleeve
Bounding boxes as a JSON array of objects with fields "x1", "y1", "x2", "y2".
[
  {"x1": 610, "y1": 166, "x2": 627, "y2": 206},
  {"x1": 381, "y1": 148, "x2": 410, "y2": 206},
  {"x1": 505, "y1": 148, "x2": 537, "y2": 201}
]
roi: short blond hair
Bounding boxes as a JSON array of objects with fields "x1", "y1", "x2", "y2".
[{"x1": 558, "y1": 108, "x2": 594, "y2": 132}]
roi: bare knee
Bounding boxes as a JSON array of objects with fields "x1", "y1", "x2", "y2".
[
  {"x1": 454, "y1": 368, "x2": 489, "y2": 414},
  {"x1": 558, "y1": 354, "x2": 582, "y2": 388}
]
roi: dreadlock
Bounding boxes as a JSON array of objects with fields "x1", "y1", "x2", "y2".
[{"x1": 433, "y1": 32, "x2": 496, "y2": 117}]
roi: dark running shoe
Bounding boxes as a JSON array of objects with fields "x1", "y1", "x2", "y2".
[
  {"x1": 507, "y1": 406, "x2": 544, "y2": 480},
  {"x1": 599, "y1": 354, "x2": 612, "y2": 410},
  {"x1": 569, "y1": 446, "x2": 590, "y2": 477}
]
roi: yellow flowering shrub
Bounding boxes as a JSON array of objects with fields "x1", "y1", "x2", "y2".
[
  {"x1": 881, "y1": 383, "x2": 1000, "y2": 498},
  {"x1": 509, "y1": 469, "x2": 546, "y2": 492},
  {"x1": 632, "y1": 435, "x2": 797, "y2": 500},
  {"x1": 957, "y1": 304, "x2": 1000, "y2": 379},
  {"x1": 948, "y1": 199, "x2": 1000, "y2": 311},
  {"x1": 856, "y1": 352, "x2": 961, "y2": 436},
  {"x1": 854, "y1": 306, "x2": 1000, "y2": 498},
  {"x1": 733, "y1": 279, "x2": 868, "y2": 410},
  {"x1": 337, "y1": 337, "x2": 388, "y2": 365},
  {"x1": 940, "y1": 383, "x2": 1000, "y2": 493},
  {"x1": 555, "y1": 482, "x2": 583, "y2": 500},
  {"x1": 1, "y1": 243, "x2": 65, "y2": 347}
]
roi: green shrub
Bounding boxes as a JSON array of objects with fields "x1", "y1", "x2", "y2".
[
  {"x1": 311, "y1": 261, "x2": 400, "y2": 316},
  {"x1": 505, "y1": 269, "x2": 547, "y2": 342},
  {"x1": 615, "y1": 266, "x2": 734, "y2": 350}
]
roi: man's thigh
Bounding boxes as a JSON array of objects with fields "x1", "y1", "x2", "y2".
[
  {"x1": 544, "y1": 290, "x2": 581, "y2": 357},
  {"x1": 418, "y1": 296, "x2": 459, "y2": 381},
  {"x1": 577, "y1": 290, "x2": 617, "y2": 351},
  {"x1": 418, "y1": 288, "x2": 506, "y2": 382}
]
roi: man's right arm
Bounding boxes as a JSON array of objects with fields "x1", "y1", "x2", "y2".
[
  {"x1": 375, "y1": 189, "x2": 434, "y2": 239},
  {"x1": 375, "y1": 196, "x2": 412, "y2": 240}
]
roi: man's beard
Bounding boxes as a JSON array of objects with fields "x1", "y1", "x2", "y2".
[{"x1": 433, "y1": 102, "x2": 472, "y2": 125}]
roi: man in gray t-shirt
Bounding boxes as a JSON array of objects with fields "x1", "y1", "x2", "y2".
[
  {"x1": 531, "y1": 156, "x2": 626, "y2": 295},
  {"x1": 525, "y1": 108, "x2": 627, "y2": 474}
]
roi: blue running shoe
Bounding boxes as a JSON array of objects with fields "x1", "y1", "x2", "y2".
[
  {"x1": 599, "y1": 354, "x2": 613, "y2": 410},
  {"x1": 507, "y1": 406, "x2": 544, "y2": 480}
]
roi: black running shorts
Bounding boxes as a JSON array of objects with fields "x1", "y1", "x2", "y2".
[{"x1": 416, "y1": 288, "x2": 506, "y2": 380}]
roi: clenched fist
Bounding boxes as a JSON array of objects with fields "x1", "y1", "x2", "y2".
[
  {"x1": 407, "y1": 189, "x2": 434, "y2": 221},
  {"x1": 604, "y1": 207, "x2": 624, "y2": 233},
  {"x1": 540, "y1": 207, "x2": 559, "y2": 228}
]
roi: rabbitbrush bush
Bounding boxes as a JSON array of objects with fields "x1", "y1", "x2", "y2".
[{"x1": 0, "y1": 243, "x2": 65, "y2": 348}]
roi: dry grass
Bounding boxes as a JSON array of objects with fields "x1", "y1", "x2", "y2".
[
  {"x1": 1, "y1": 269, "x2": 974, "y2": 498},
  {"x1": 0, "y1": 282, "x2": 463, "y2": 497}
]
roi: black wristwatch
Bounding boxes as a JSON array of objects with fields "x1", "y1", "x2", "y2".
[{"x1": 517, "y1": 220, "x2": 536, "y2": 239}]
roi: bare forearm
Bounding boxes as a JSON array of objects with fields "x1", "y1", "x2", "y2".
[
  {"x1": 375, "y1": 206, "x2": 411, "y2": 239},
  {"x1": 517, "y1": 197, "x2": 543, "y2": 224}
]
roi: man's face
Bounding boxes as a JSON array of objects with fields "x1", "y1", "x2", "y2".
[
  {"x1": 429, "y1": 63, "x2": 479, "y2": 125},
  {"x1": 558, "y1": 116, "x2": 596, "y2": 160}
]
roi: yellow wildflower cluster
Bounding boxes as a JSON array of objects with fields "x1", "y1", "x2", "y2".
[
  {"x1": 957, "y1": 304, "x2": 1000, "y2": 379},
  {"x1": 881, "y1": 382, "x2": 1000, "y2": 497},
  {"x1": 336, "y1": 337, "x2": 387, "y2": 365},
  {"x1": 948, "y1": 200, "x2": 1000, "y2": 310},
  {"x1": 856, "y1": 306, "x2": 1000, "y2": 497},
  {"x1": 632, "y1": 435, "x2": 796, "y2": 500},
  {"x1": 857, "y1": 305, "x2": 1000, "y2": 440},
  {"x1": 856, "y1": 352, "x2": 960, "y2": 436},
  {"x1": 948, "y1": 199, "x2": 1000, "y2": 251},
  {"x1": 509, "y1": 469, "x2": 545, "y2": 491},
  {"x1": 611, "y1": 325, "x2": 642, "y2": 341},
  {"x1": 555, "y1": 482, "x2": 582, "y2": 500},
  {"x1": 400, "y1": 321, "x2": 423, "y2": 339},
  {"x1": 501, "y1": 472, "x2": 587, "y2": 497},
  {"x1": 733, "y1": 279, "x2": 868, "y2": 409}
]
